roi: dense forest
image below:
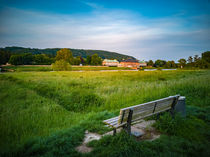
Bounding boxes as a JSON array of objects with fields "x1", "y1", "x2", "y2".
[{"x1": 0, "y1": 47, "x2": 135, "y2": 61}]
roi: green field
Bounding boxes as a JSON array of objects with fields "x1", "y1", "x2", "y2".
[
  {"x1": 0, "y1": 70, "x2": 210, "y2": 156},
  {"x1": 2, "y1": 65, "x2": 132, "y2": 72}
]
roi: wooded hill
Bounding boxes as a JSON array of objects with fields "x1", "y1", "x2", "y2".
[{"x1": 0, "y1": 46, "x2": 136, "y2": 61}]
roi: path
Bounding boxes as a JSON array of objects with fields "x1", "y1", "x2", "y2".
[{"x1": 76, "y1": 120, "x2": 161, "y2": 153}]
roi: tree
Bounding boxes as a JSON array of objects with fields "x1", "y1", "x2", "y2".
[
  {"x1": 86, "y1": 55, "x2": 91, "y2": 65},
  {"x1": 155, "y1": 60, "x2": 166, "y2": 67},
  {"x1": 147, "y1": 60, "x2": 154, "y2": 66},
  {"x1": 202, "y1": 51, "x2": 210, "y2": 63},
  {"x1": 178, "y1": 58, "x2": 186, "y2": 68},
  {"x1": 0, "y1": 50, "x2": 11, "y2": 65},
  {"x1": 194, "y1": 55, "x2": 200, "y2": 63},
  {"x1": 187, "y1": 56, "x2": 193, "y2": 64},
  {"x1": 22, "y1": 53, "x2": 34, "y2": 65},
  {"x1": 9, "y1": 55, "x2": 23, "y2": 65},
  {"x1": 165, "y1": 61, "x2": 172, "y2": 68},
  {"x1": 51, "y1": 60, "x2": 72, "y2": 71},
  {"x1": 196, "y1": 59, "x2": 209, "y2": 69},
  {"x1": 73, "y1": 56, "x2": 81, "y2": 65},
  {"x1": 171, "y1": 60, "x2": 176, "y2": 68},
  {"x1": 34, "y1": 54, "x2": 53, "y2": 65},
  {"x1": 91, "y1": 54, "x2": 102, "y2": 65},
  {"x1": 55, "y1": 48, "x2": 73, "y2": 64}
]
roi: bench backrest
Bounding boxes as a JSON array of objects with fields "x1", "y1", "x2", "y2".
[{"x1": 118, "y1": 95, "x2": 180, "y2": 125}]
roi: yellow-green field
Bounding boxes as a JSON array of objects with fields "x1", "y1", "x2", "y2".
[{"x1": 0, "y1": 70, "x2": 209, "y2": 156}]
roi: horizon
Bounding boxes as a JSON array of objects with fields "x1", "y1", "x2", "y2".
[{"x1": 0, "y1": 0, "x2": 209, "y2": 61}]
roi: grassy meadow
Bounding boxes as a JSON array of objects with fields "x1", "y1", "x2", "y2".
[
  {"x1": 0, "y1": 70, "x2": 210, "y2": 156},
  {"x1": 2, "y1": 65, "x2": 131, "y2": 72}
]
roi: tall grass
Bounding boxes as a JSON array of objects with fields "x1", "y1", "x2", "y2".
[{"x1": 0, "y1": 70, "x2": 209, "y2": 156}]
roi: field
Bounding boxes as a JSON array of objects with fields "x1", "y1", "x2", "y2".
[
  {"x1": 0, "y1": 70, "x2": 210, "y2": 156},
  {"x1": 2, "y1": 65, "x2": 132, "y2": 72}
]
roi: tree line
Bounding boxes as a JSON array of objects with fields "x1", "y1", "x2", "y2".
[
  {"x1": 0, "y1": 49, "x2": 102, "y2": 66},
  {"x1": 146, "y1": 51, "x2": 210, "y2": 69},
  {"x1": 0, "y1": 48, "x2": 209, "y2": 69}
]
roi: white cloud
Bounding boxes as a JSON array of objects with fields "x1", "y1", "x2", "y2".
[{"x1": 0, "y1": 7, "x2": 209, "y2": 61}]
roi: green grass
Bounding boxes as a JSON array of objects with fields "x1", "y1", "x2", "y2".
[
  {"x1": 0, "y1": 70, "x2": 210, "y2": 156},
  {"x1": 2, "y1": 65, "x2": 132, "y2": 72}
]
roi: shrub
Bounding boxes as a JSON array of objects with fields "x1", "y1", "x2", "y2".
[
  {"x1": 51, "y1": 60, "x2": 72, "y2": 71},
  {"x1": 154, "y1": 112, "x2": 207, "y2": 142}
]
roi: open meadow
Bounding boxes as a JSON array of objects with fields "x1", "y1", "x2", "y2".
[{"x1": 0, "y1": 70, "x2": 210, "y2": 156}]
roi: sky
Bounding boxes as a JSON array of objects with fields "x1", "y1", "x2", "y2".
[{"x1": 0, "y1": 0, "x2": 209, "y2": 61}]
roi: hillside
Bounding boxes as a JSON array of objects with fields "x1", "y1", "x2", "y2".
[{"x1": 1, "y1": 46, "x2": 136, "y2": 61}]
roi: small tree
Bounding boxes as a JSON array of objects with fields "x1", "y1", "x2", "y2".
[
  {"x1": 86, "y1": 55, "x2": 91, "y2": 65},
  {"x1": 155, "y1": 60, "x2": 166, "y2": 67},
  {"x1": 147, "y1": 60, "x2": 154, "y2": 66},
  {"x1": 202, "y1": 51, "x2": 210, "y2": 63},
  {"x1": 51, "y1": 60, "x2": 72, "y2": 71},
  {"x1": 178, "y1": 58, "x2": 186, "y2": 68},
  {"x1": 91, "y1": 54, "x2": 102, "y2": 65},
  {"x1": 0, "y1": 50, "x2": 11, "y2": 65},
  {"x1": 55, "y1": 48, "x2": 73, "y2": 64}
]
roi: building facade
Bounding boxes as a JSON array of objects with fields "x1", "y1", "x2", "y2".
[
  {"x1": 102, "y1": 59, "x2": 119, "y2": 67},
  {"x1": 118, "y1": 59, "x2": 140, "y2": 69},
  {"x1": 139, "y1": 61, "x2": 147, "y2": 67}
]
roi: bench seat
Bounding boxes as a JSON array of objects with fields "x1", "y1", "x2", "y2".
[{"x1": 103, "y1": 95, "x2": 181, "y2": 135}]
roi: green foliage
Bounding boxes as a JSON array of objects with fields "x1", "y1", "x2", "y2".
[
  {"x1": 164, "y1": 60, "x2": 176, "y2": 68},
  {"x1": 73, "y1": 56, "x2": 82, "y2": 65},
  {"x1": 51, "y1": 60, "x2": 72, "y2": 71},
  {"x1": 34, "y1": 54, "x2": 54, "y2": 65},
  {"x1": 65, "y1": 90, "x2": 104, "y2": 111},
  {"x1": 185, "y1": 52, "x2": 210, "y2": 69},
  {"x1": 2, "y1": 46, "x2": 135, "y2": 62},
  {"x1": 55, "y1": 48, "x2": 73, "y2": 64},
  {"x1": 91, "y1": 54, "x2": 102, "y2": 65},
  {"x1": 86, "y1": 55, "x2": 91, "y2": 64},
  {"x1": 0, "y1": 50, "x2": 11, "y2": 65},
  {"x1": 155, "y1": 59, "x2": 166, "y2": 67},
  {"x1": 147, "y1": 60, "x2": 154, "y2": 66},
  {"x1": 88, "y1": 131, "x2": 210, "y2": 157},
  {"x1": 178, "y1": 58, "x2": 187, "y2": 68},
  {"x1": 202, "y1": 51, "x2": 210, "y2": 63},
  {"x1": 3, "y1": 126, "x2": 85, "y2": 157},
  {"x1": 154, "y1": 113, "x2": 207, "y2": 142},
  {"x1": 9, "y1": 53, "x2": 35, "y2": 65},
  {"x1": 9, "y1": 54, "x2": 23, "y2": 65}
]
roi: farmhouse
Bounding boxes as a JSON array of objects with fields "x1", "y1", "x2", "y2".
[
  {"x1": 139, "y1": 61, "x2": 147, "y2": 67},
  {"x1": 118, "y1": 58, "x2": 140, "y2": 69},
  {"x1": 102, "y1": 59, "x2": 119, "y2": 67}
]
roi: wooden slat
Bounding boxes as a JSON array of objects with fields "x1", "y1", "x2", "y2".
[
  {"x1": 120, "y1": 96, "x2": 175, "y2": 111},
  {"x1": 118, "y1": 95, "x2": 179, "y2": 124},
  {"x1": 103, "y1": 116, "x2": 119, "y2": 123}
]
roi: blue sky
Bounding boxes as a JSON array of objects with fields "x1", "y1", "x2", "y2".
[{"x1": 0, "y1": 0, "x2": 209, "y2": 61}]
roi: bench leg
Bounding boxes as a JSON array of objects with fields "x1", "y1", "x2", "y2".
[
  {"x1": 170, "y1": 109, "x2": 175, "y2": 119},
  {"x1": 127, "y1": 123, "x2": 131, "y2": 135},
  {"x1": 156, "y1": 113, "x2": 160, "y2": 120},
  {"x1": 113, "y1": 129, "x2": 116, "y2": 136}
]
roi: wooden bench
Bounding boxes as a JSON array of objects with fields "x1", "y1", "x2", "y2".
[{"x1": 103, "y1": 95, "x2": 180, "y2": 135}]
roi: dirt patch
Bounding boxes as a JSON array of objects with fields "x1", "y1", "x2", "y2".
[
  {"x1": 76, "y1": 120, "x2": 161, "y2": 153},
  {"x1": 76, "y1": 131, "x2": 101, "y2": 153}
]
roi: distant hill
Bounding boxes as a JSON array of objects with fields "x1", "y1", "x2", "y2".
[{"x1": 0, "y1": 46, "x2": 136, "y2": 61}]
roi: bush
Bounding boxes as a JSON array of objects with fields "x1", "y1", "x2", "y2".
[
  {"x1": 51, "y1": 60, "x2": 72, "y2": 71},
  {"x1": 153, "y1": 112, "x2": 207, "y2": 142}
]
